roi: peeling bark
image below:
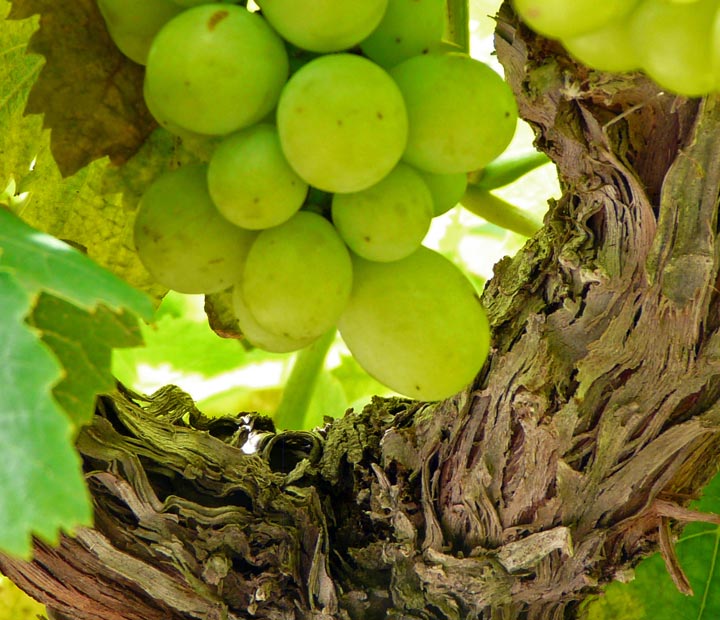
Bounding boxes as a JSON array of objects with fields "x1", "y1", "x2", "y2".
[{"x1": 4, "y1": 3, "x2": 720, "y2": 619}]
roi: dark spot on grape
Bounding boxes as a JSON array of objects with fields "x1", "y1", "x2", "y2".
[
  {"x1": 505, "y1": 111, "x2": 510, "y2": 117},
  {"x1": 421, "y1": 48, "x2": 429, "y2": 54},
  {"x1": 337, "y1": 119, "x2": 343, "y2": 126},
  {"x1": 377, "y1": 111, "x2": 384, "y2": 120},
  {"x1": 415, "y1": 385, "x2": 421, "y2": 390},
  {"x1": 253, "y1": 197, "x2": 260, "y2": 204},
  {"x1": 395, "y1": 36, "x2": 402, "y2": 43},
  {"x1": 364, "y1": 236, "x2": 371, "y2": 242},
  {"x1": 208, "y1": 10, "x2": 229, "y2": 31}
]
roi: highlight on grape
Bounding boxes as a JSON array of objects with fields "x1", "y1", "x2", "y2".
[{"x1": 100, "y1": 0, "x2": 520, "y2": 401}]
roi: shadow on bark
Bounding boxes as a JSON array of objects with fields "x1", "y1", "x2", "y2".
[{"x1": 4, "y1": 3, "x2": 720, "y2": 619}]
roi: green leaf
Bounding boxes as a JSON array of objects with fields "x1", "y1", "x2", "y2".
[
  {"x1": 0, "y1": 208, "x2": 153, "y2": 318},
  {"x1": 30, "y1": 294, "x2": 142, "y2": 427},
  {"x1": 0, "y1": 210, "x2": 156, "y2": 557},
  {"x1": 0, "y1": 1, "x2": 43, "y2": 189},
  {"x1": 0, "y1": 271, "x2": 92, "y2": 559},
  {"x1": 584, "y1": 472, "x2": 720, "y2": 619},
  {"x1": 113, "y1": 292, "x2": 260, "y2": 386}
]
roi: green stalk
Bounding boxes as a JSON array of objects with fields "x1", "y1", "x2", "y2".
[
  {"x1": 460, "y1": 184, "x2": 542, "y2": 238},
  {"x1": 471, "y1": 150, "x2": 552, "y2": 191},
  {"x1": 445, "y1": 0, "x2": 470, "y2": 53},
  {"x1": 274, "y1": 329, "x2": 335, "y2": 431}
]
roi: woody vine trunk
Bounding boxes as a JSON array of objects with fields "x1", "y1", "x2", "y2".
[{"x1": 4, "y1": 2, "x2": 720, "y2": 619}]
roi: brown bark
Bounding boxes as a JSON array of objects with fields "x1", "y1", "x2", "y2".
[{"x1": 4, "y1": 3, "x2": 720, "y2": 619}]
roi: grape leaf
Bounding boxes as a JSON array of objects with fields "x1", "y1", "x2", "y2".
[
  {"x1": 0, "y1": 208, "x2": 152, "y2": 316},
  {"x1": 5, "y1": 0, "x2": 156, "y2": 177},
  {"x1": 0, "y1": 209, "x2": 155, "y2": 557},
  {"x1": 0, "y1": 1, "x2": 43, "y2": 190},
  {"x1": 584, "y1": 473, "x2": 720, "y2": 619},
  {"x1": 30, "y1": 294, "x2": 142, "y2": 428},
  {"x1": 0, "y1": 270, "x2": 92, "y2": 559}
]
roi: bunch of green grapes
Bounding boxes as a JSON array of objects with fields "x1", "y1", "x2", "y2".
[
  {"x1": 513, "y1": 0, "x2": 720, "y2": 97},
  {"x1": 98, "y1": 0, "x2": 518, "y2": 400}
]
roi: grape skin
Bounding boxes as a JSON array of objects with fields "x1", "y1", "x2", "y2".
[
  {"x1": 331, "y1": 163, "x2": 434, "y2": 262},
  {"x1": 360, "y1": 0, "x2": 446, "y2": 68},
  {"x1": 255, "y1": 0, "x2": 388, "y2": 52},
  {"x1": 391, "y1": 53, "x2": 518, "y2": 175},
  {"x1": 97, "y1": 0, "x2": 182, "y2": 65},
  {"x1": 629, "y1": 0, "x2": 717, "y2": 96},
  {"x1": 144, "y1": 4, "x2": 288, "y2": 135},
  {"x1": 242, "y1": 211, "x2": 353, "y2": 341},
  {"x1": 276, "y1": 54, "x2": 408, "y2": 193},
  {"x1": 512, "y1": 0, "x2": 638, "y2": 39},
  {"x1": 415, "y1": 169, "x2": 468, "y2": 216},
  {"x1": 232, "y1": 283, "x2": 318, "y2": 353},
  {"x1": 133, "y1": 165, "x2": 256, "y2": 294},
  {"x1": 207, "y1": 124, "x2": 308, "y2": 230},
  {"x1": 339, "y1": 247, "x2": 491, "y2": 401}
]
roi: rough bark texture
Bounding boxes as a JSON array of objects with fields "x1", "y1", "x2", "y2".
[{"x1": 4, "y1": 3, "x2": 720, "y2": 619}]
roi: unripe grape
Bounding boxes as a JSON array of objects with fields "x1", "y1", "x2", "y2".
[
  {"x1": 415, "y1": 169, "x2": 468, "y2": 216},
  {"x1": 97, "y1": 0, "x2": 183, "y2": 65},
  {"x1": 630, "y1": 0, "x2": 716, "y2": 96},
  {"x1": 232, "y1": 283, "x2": 318, "y2": 353},
  {"x1": 360, "y1": 0, "x2": 446, "y2": 68},
  {"x1": 391, "y1": 53, "x2": 518, "y2": 175},
  {"x1": 339, "y1": 247, "x2": 490, "y2": 401},
  {"x1": 331, "y1": 163, "x2": 433, "y2": 262},
  {"x1": 562, "y1": 16, "x2": 641, "y2": 73},
  {"x1": 133, "y1": 164, "x2": 255, "y2": 294},
  {"x1": 513, "y1": 0, "x2": 638, "y2": 39},
  {"x1": 255, "y1": 0, "x2": 388, "y2": 52},
  {"x1": 208, "y1": 124, "x2": 308, "y2": 230},
  {"x1": 242, "y1": 212, "x2": 353, "y2": 341},
  {"x1": 144, "y1": 4, "x2": 288, "y2": 135},
  {"x1": 277, "y1": 54, "x2": 408, "y2": 193}
]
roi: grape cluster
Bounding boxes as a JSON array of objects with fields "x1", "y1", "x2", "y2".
[
  {"x1": 100, "y1": 0, "x2": 517, "y2": 401},
  {"x1": 513, "y1": 0, "x2": 720, "y2": 97}
]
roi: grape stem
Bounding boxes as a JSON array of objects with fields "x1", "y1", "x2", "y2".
[
  {"x1": 445, "y1": 0, "x2": 470, "y2": 53},
  {"x1": 460, "y1": 184, "x2": 542, "y2": 238},
  {"x1": 274, "y1": 329, "x2": 335, "y2": 430},
  {"x1": 469, "y1": 150, "x2": 551, "y2": 191}
]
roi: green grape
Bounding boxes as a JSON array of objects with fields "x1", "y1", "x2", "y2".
[
  {"x1": 512, "y1": 0, "x2": 638, "y2": 39},
  {"x1": 331, "y1": 163, "x2": 433, "y2": 262},
  {"x1": 562, "y1": 15, "x2": 641, "y2": 73},
  {"x1": 134, "y1": 164, "x2": 255, "y2": 294},
  {"x1": 277, "y1": 54, "x2": 408, "y2": 193},
  {"x1": 630, "y1": 0, "x2": 717, "y2": 96},
  {"x1": 338, "y1": 247, "x2": 490, "y2": 401},
  {"x1": 255, "y1": 0, "x2": 388, "y2": 52},
  {"x1": 207, "y1": 124, "x2": 308, "y2": 230},
  {"x1": 415, "y1": 169, "x2": 468, "y2": 216},
  {"x1": 232, "y1": 282, "x2": 318, "y2": 353},
  {"x1": 97, "y1": 0, "x2": 182, "y2": 65},
  {"x1": 172, "y1": 0, "x2": 239, "y2": 5},
  {"x1": 242, "y1": 211, "x2": 353, "y2": 340},
  {"x1": 144, "y1": 4, "x2": 288, "y2": 135},
  {"x1": 360, "y1": 0, "x2": 445, "y2": 68},
  {"x1": 391, "y1": 53, "x2": 517, "y2": 175},
  {"x1": 143, "y1": 81, "x2": 205, "y2": 140}
]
